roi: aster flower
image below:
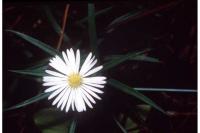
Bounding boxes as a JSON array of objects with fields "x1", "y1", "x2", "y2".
[{"x1": 43, "y1": 48, "x2": 106, "y2": 112}]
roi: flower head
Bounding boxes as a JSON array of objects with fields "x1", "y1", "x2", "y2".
[{"x1": 43, "y1": 48, "x2": 106, "y2": 112}]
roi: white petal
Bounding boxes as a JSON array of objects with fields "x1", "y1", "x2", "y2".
[
  {"x1": 83, "y1": 76, "x2": 107, "y2": 84},
  {"x1": 82, "y1": 86, "x2": 101, "y2": 100},
  {"x1": 52, "y1": 87, "x2": 67, "y2": 105},
  {"x1": 65, "y1": 90, "x2": 74, "y2": 112},
  {"x1": 79, "y1": 52, "x2": 92, "y2": 75},
  {"x1": 43, "y1": 76, "x2": 66, "y2": 82},
  {"x1": 62, "y1": 51, "x2": 70, "y2": 66},
  {"x1": 71, "y1": 89, "x2": 76, "y2": 111},
  {"x1": 82, "y1": 84, "x2": 104, "y2": 94},
  {"x1": 56, "y1": 88, "x2": 69, "y2": 108},
  {"x1": 75, "y1": 49, "x2": 80, "y2": 73},
  {"x1": 60, "y1": 89, "x2": 71, "y2": 110},
  {"x1": 81, "y1": 59, "x2": 97, "y2": 75},
  {"x1": 44, "y1": 83, "x2": 66, "y2": 92},
  {"x1": 84, "y1": 82, "x2": 105, "y2": 88},
  {"x1": 55, "y1": 55, "x2": 68, "y2": 68},
  {"x1": 49, "y1": 62, "x2": 69, "y2": 76},
  {"x1": 67, "y1": 49, "x2": 76, "y2": 72},
  {"x1": 77, "y1": 89, "x2": 86, "y2": 111},
  {"x1": 83, "y1": 66, "x2": 103, "y2": 77},
  {"x1": 48, "y1": 86, "x2": 65, "y2": 100},
  {"x1": 43, "y1": 81, "x2": 66, "y2": 86},
  {"x1": 80, "y1": 90, "x2": 93, "y2": 108},
  {"x1": 75, "y1": 89, "x2": 85, "y2": 112},
  {"x1": 45, "y1": 70, "x2": 66, "y2": 78},
  {"x1": 80, "y1": 88, "x2": 96, "y2": 104}
]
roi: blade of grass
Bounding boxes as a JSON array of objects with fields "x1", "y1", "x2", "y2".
[
  {"x1": 68, "y1": 119, "x2": 76, "y2": 133},
  {"x1": 9, "y1": 69, "x2": 45, "y2": 77},
  {"x1": 108, "y1": 10, "x2": 142, "y2": 29},
  {"x1": 102, "y1": 49, "x2": 151, "y2": 71},
  {"x1": 4, "y1": 92, "x2": 50, "y2": 111},
  {"x1": 107, "y1": 1, "x2": 180, "y2": 30},
  {"x1": 7, "y1": 30, "x2": 59, "y2": 56},
  {"x1": 25, "y1": 58, "x2": 49, "y2": 70},
  {"x1": 43, "y1": 6, "x2": 71, "y2": 44},
  {"x1": 77, "y1": 6, "x2": 113, "y2": 24},
  {"x1": 88, "y1": 4, "x2": 98, "y2": 55},
  {"x1": 113, "y1": 117, "x2": 128, "y2": 133},
  {"x1": 105, "y1": 54, "x2": 160, "y2": 63},
  {"x1": 9, "y1": 64, "x2": 46, "y2": 77},
  {"x1": 135, "y1": 88, "x2": 197, "y2": 93},
  {"x1": 108, "y1": 78, "x2": 165, "y2": 114}
]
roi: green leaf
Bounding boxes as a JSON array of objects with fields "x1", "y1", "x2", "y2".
[
  {"x1": 34, "y1": 108, "x2": 68, "y2": 133},
  {"x1": 88, "y1": 4, "x2": 98, "y2": 55},
  {"x1": 136, "y1": 104, "x2": 151, "y2": 121},
  {"x1": 68, "y1": 119, "x2": 76, "y2": 133},
  {"x1": 114, "y1": 117, "x2": 128, "y2": 133},
  {"x1": 7, "y1": 30, "x2": 59, "y2": 56},
  {"x1": 135, "y1": 88, "x2": 197, "y2": 93},
  {"x1": 77, "y1": 6, "x2": 113, "y2": 24},
  {"x1": 4, "y1": 92, "x2": 50, "y2": 111},
  {"x1": 130, "y1": 55, "x2": 160, "y2": 63},
  {"x1": 9, "y1": 65, "x2": 46, "y2": 77},
  {"x1": 105, "y1": 54, "x2": 160, "y2": 63},
  {"x1": 103, "y1": 49, "x2": 151, "y2": 71},
  {"x1": 107, "y1": 10, "x2": 142, "y2": 29},
  {"x1": 25, "y1": 58, "x2": 49, "y2": 70},
  {"x1": 108, "y1": 78, "x2": 165, "y2": 114},
  {"x1": 125, "y1": 117, "x2": 137, "y2": 130},
  {"x1": 43, "y1": 6, "x2": 71, "y2": 44}
]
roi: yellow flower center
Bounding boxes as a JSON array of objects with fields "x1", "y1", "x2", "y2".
[{"x1": 68, "y1": 73, "x2": 82, "y2": 88}]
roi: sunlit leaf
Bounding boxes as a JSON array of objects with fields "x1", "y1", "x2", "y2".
[
  {"x1": 108, "y1": 78, "x2": 165, "y2": 113},
  {"x1": 4, "y1": 92, "x2": 50, "y2": 111},
  {"x1": 7, "y1": 30, "x2": 59, "y2": 56}
]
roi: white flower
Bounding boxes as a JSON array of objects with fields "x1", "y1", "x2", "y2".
[{"x1": 43, "y1": 48, "x2": 106, "y2": 112}]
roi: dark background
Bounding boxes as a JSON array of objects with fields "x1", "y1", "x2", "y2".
[{"x1": 3, "y1": 1, "x2": 197, "y2": 133}]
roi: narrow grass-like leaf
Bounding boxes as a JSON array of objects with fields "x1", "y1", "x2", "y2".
[
  {"x1": 68, "y1": 119, "x2": 76, "y2": 133},
  {"x1": 7, "y1": 30, "x2": 59, "y2": 56},
  {"x1": 135, "y1": 88, "x2": 197, "y2": 93},
  {"x1": 105, "y1": 54, "x2": 160, "y2": 63},
  {"x1": 9, "y1": 66, "x2": 46, "y2": 77},
  {"x1": 113, "y1": 117, "x2": 128, "y2": 133},
  {"x1": 26, "y1": 58, "x2": 49, "y2": 70},
  {"x1": 43, "y1": 6, "x2": 71, "y2": 44},
  {"x1": 103, "y1": 49, "x2": 151, "y2": 71},
  {"x1": 108, "y1": 78, "x2": 165, "y2": 114},
  {"x1": 77, "y1": 6, "x2": 113, "y2": 24},
  {"x1": 107, "y1": 1, "x2": 179, "y2": 30},
  {"x1": 4, "y1": 92, "x2": 50, "y2": 111},
  {"x1": 88, "y1": 4, "x2": 98, "y2": 55},
  {"x1": 131, "y1": 55, "x2": 160, "y2": 63},
  {"x1": 107, "y1": 10, "x2": 142, "y2": 29}
]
